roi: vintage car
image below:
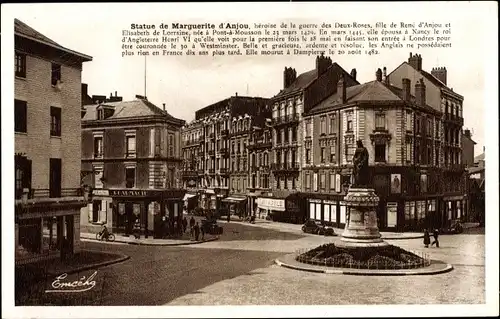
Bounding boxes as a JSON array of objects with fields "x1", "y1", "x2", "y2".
[
  {"x1": 201, "y1": 218, "x2": 223, "y2": 235},
  {"x1": 440, "y1": 220, "x2": 464, "y2": 234},
  {"x1": 302, "y1": 219, "x2": 322, "y2": 234}
]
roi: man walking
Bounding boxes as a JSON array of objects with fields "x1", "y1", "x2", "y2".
[
  {"x1": 194, "y1": 222, "x2": 200, "y2": 241},
  {"x1": 431, "y1": 229, "x2": 440, "y2": 248}
]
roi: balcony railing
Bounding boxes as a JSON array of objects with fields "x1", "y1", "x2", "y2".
[
  {"x1": 220, "y1": 147, "x2": 229, "y2": 154},
  {"x1": 271, "y1": 162, "x2": 300, "y2": 171},
  {"x1": 271, "y1": 114, "x2": 299, "y2": 126},
  {"x1": 209, "y1": 133, "x2": 215, "y2": 139},
  {"x1": 208, "y1": 168, "x2": 215, "y2": 174},
  {"x1": 220, "y1": 168, "x2": 229, "y2": 174},
  {"x1": 221, "y1": 129, "x2": 229, "y2": 136},
  {"x1": 208, "y1": 150, "x2": 215, "y2": 156}
]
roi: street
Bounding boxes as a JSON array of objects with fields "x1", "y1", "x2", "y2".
[{"x1": 19, "y1": 221, "x2": 485, "y2": 306}]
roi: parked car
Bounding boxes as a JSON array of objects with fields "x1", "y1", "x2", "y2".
[
  {"x1": 201, "y1": 218, "x2": 223, "y2": 235},
  {"x1": 318, "y1": 226, "x2": 336, "y2": 236},
  {"x1": 440, "y1": 220, "x2": 464, "y2": 234},
  {"x1": 301, "y1": 220, "x2": 322, "y2": 234}
]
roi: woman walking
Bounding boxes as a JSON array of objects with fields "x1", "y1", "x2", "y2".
[
  {"x1": 423, "y1": 229, "x2": 431, "y2": 248},
  {"x1": 431, "y1": 229, "x2": 440, "y2": 248}
]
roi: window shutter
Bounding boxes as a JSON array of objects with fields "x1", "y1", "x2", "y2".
[
  {"x1": 88, "y1": 203, "x2": 93, "y2": 223},
  {"x1": 100, "y1": 200, "x2": 107, "y2": 223}
]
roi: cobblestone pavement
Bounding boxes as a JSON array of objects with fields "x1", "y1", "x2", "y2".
[{"x1": 167, "y1": 234, "x2": 485, "y2": 305}]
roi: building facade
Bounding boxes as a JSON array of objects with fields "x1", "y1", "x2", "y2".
[
  {"x1": 14, "y1": 19, "x2": 92, "y2": 264},
  {"x1": 266, "y1": 54, "x2": 359, "y2": 223},
  {"x1": 388, "y1": 53, "x2": 467, "y2": 226},
  {"x1": 80, "y1": 96, "x2": 185, "y2": 238},
  {"x1": 304, "y1": 68, "x2": 444, "y2": 231},
  {"x1": 181, "y1": 95, "x2": 270, "y2": 218}
]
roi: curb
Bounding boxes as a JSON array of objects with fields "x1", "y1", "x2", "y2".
[
  {"x1": 382, "y1": 235, "x2": 424, "y2": 240},
  {"x1": 82, "y1": 236, "x2": 219, "y2": 247},
  {"x1": 47, "y1": 251, "x2": 130, "y2": 276},
  {"x1": 274, "y1": 258, "x2": 454, "y2": 276}
]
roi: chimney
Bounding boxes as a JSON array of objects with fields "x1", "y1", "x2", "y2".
[
  {"x1": 350, "y1": 68, "x2": 357, "y2": 81},
  {"x1": 316, "y1": 53, "x2": 332, "y2": 77},
  {"x1": 110, "y1": 92, "x2": 113, "y2": 99},
  {"x1": 402, "y1": 78, "x2": 411, "y2": 101},
  {"x1": 82, "y1": 83, "x2": 88, "y2": 97},
  {"x1": 431, "y1": 67, "x2": 447, "y2": 85},
  {"x1": 115, "y1": 91, "x2": 118, "y2": 97},
  {"x1": 338, "y1": 76, "x2": 346, "y2": 103},
  {"x1": 464, "y1": 129, "x2": 471, "y2": 138},
  {"x1": 376, "y1": 68, "x2": 382, "y2": 81},
  {"x1": 163, "y1": 103, "x2": 166, "y2": 111},
  {"x1": 408, "y1": 52, "x2": 423, "y2": 71},
  {"x1": 383, "y1": 67, "x2": 388, "y2": 84},
  {"x1": 235, "y1": 92, "x2": 238, "y2": 97},
  {"x1": 415, "y1": 78, "x2": 426, "y2": 106},
  {"x1": 283, "y1": 67, "x2": 297, "y2": 89}
]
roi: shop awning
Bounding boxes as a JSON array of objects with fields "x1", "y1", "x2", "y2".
[
  {"x1": 256, "y1": 197, "x2": 285, "y2": 212},
  {"x1": 183, "y1": 193, "x2": 196, "y2": 201},
  {"x1": 222, "y1": 196, "x2": 246, "y2": 203}
]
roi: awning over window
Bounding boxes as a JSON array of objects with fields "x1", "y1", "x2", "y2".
[
  {"x1": 256, "y1": 197, "x2": 285, "y2": 212},
  {"x1": 222, "y1": 196, "x2": 246, "y2": 203},
  {"x1": 183, "y1": 193, "x2": 196, "y2": 201}
]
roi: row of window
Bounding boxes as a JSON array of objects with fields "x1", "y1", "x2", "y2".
[
  {"x1": 93, "y1": 131, "x2": 175, "y2": 159},
  {"x1": 94, "y1": 165, "x2": 177, "y2": 189},
  {"x1": 275, "y1": 176, "x2": 298, "y2": 190},
  {"x1": 15, "y1": 52, "x2": 62, "y2": 86},
  {"x1": 305, "y1": 112, "x2": 352, "y2": 137},
  {"x1": 406, "y1": 111, "x2": 439, "y2": 138},
  {"x1": 275, "y1": 127, "x2": 298, "y2": 144},
  {"x1": 15, "y1": 156, "x2": 62, "y2": 199},
  {"x1": 15, "y1": 100, "x2": 61, "y2": 136}
]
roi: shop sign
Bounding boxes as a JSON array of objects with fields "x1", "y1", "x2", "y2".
[
  {"x1": 309, "y1": 199, "x2": 322, "y2": 204},
  {"x1": 258, "y1": 198, "x2": 285, "y2": 210},
  {"x1": 110, "y1": 189, "x2": 149, "y2": 197},
  {"x1": 93, "y1": 189, "x2": 109, "y2": 196}
]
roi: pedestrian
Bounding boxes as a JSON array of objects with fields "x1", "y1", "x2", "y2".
[
  {"x1": 194, "y1": 222, "x2": 200, "y2": 241},
  {"x1": 227, "y1": 213, "x2": 230, "y2": 223},
  {"x1": 201, "y1": 223, "x2": 205, "y2": 241},
  {"x1": 190, "y1": 216, "x2": 196, "y2": 229},
  {"x1": 182, "y1": 217, "x2": 188, "y2": 234},
  {"x1": 133, "y1": 219, "x2": 141, "y2": 239},
  {"x1": 431, "y1": 228, "x2": 440, "y2": 247},
  {"x1": 423, "y1": 229, "x2": 431, "y2": 248}
]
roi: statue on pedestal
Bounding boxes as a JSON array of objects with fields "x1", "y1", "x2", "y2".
[{"x1": 352, "y1": 140, "x2": 370, "y2": 188}]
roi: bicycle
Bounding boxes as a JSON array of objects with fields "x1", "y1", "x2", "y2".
[{"x1": 96, "y1": 231, "x2": 115, "y2": 242}]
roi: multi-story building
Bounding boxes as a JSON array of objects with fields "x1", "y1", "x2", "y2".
[
  {"x1": 181, "y1": 118, "x2": 204, "y2": 211},
  {"x1": 388, "y1": 53, "x2": 466, "y2": 226},
  {"x1": 265, "y1": 54, "x2": 358, "y2": 223},
  {"x1": 303, "y1": 68, "x2": 443, "y2": 231},
  {"x1": 14, "y1": 19, "x2": 92, "y2": 264},
  {"x1": 80, "y1": 95, "x2": 185, "y2": 238},
  {"x1": 181, "y1": 94, "x2": 270, "y2": 218}
]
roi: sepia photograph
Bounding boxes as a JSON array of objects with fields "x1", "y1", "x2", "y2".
[{"x1": 1, "y1": 2, "x2": 498, "y2": 318}]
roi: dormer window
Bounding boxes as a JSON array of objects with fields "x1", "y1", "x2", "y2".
[{"x1": 97, "y1": 105, "x2": 115, "y2": 120}]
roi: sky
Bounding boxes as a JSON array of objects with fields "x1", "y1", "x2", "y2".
[{"x1": 3, "y1": 3, "x2": 495, "y2": 156}]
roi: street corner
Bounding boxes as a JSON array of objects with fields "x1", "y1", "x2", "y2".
[{"x1": 274, "y1": 253, "x2": 454, "y2": 276}]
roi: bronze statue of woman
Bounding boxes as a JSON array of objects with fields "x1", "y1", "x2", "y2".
[{"x1": 352, "y1": 140, "x2": 370, "y2": 188}]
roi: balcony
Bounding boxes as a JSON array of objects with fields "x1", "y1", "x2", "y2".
[
  {"x1": 220, "y1": 147, "x2": 229, "y2": 155},
  {"x1": 271, "y1": 114, "x2": 299, "y2": 126},
  {"x1": 221, "y1": 129, "x2": 229, "y2": 136},
  {"x1": 182, "y1": 170, "x2": 198, "y2": 178},
  {"x1": 197, "y1": 169, "x2": 205, "y2": 175},
  {"x1": 209, "y1": 133, "x2": 215, "y2": 139},
  {"x1": 208, "y1": 150, "x2": 215, "y2": 156},
  {"x1": 444, "y1": 113, "x2": 464, "y2": 126},
  {"x1": 208, "y1": 168, "x2": 215, "y2": 174},
  {"x1": 446, "y1": 163, "x2": 466, "y2": 172},
  {"x1": 230, "y1": 129, "x2": 251, "y2": 137},
  {"x1": 271, "y1": 162, "x2": 300, "y2": 172}
]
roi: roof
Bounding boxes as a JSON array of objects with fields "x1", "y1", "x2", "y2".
[
  {"x1": 474, "y1": 152, "x2": 485, "y2": 163},
  {"x1": 309, "y1": 80, "x2": 438, "y2": 114},
  {"x1": 274, "y1": 69, "x2": 318, "y2": 98},
  {"x1": 14, "y1": 19, "x2": 92, "y2": 61},
  {"x1": 390, "y1": 61, "x2": 462, "y2": 99},
  {"x1": 274, "y1": 62, "x2": 358, "y2": 99},
  {"x1": 82, "y1": 98, "x2": 183, "y2": 123}
]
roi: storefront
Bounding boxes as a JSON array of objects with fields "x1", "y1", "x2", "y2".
[
  {"x1": 402, "y1": 197, "x2": 440, "y2": 231},
  {"x1": 183, "y1": 192, "x2": 198, "y2": 214},
  {"x1": 256, "y1": 197, "x2": 285, "y2": 220},
  {"x1": 81, "y1": 188, "x2": 185, "y2": 238},
  {"x1": 16, "y1": 196, "x2": 87, "y2": 265},
  {"x1": 307, "y1": 197, "x2": 348, "y2": 228},
  {"x1": 222, "y1": 195, "x2": 247, "y2": 217}
]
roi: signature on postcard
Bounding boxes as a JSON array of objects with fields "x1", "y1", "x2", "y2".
[{"x1": 45, "y1": 271, "x2": 98, "y2": 293}]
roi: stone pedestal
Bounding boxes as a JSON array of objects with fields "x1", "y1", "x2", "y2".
[{"x1": 337, "y1": 188, "x2": 389, "y2": 248}]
